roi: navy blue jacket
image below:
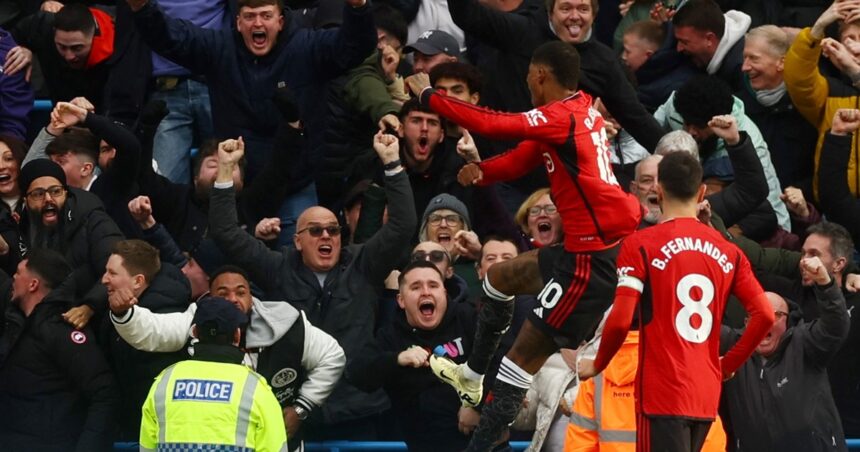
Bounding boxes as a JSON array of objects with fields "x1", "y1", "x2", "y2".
[{"x1": 131, "y1": 0, "x2": 376, "y2": 179}]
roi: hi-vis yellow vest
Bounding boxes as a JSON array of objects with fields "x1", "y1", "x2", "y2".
[{"x1": 140, "y1": 360, "x2": 287, "y2": 452}]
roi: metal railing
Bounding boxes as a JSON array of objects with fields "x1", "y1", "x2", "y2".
[{"x1": 114, "y1": 440, "x2": 860, "y2": 451}]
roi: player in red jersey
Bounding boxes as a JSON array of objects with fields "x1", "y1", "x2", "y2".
[
  {"x1": 578, "y1": 150, "x2": 775, "y2": 452},
  {"x1": 406, "y1": 41, "x2": 643, "y2": 451}
]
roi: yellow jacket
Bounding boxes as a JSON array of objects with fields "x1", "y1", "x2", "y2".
[
  {"x1": 140, "y1": 359, "x2": 287, "y2": 452},
  {"x1": 785, "y1": 27, "x2": 860, "y2": 200},
  {"x1": 564, "y1": 331, "x2": 726, "y2": 452}
]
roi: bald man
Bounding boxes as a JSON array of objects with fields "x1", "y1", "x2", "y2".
[
  {"x1": 207, "y1": 132, "x2": 417, "y2": 439},
  {"x1": 719, "y1": 257, "x2": 850, "y2": 451}
]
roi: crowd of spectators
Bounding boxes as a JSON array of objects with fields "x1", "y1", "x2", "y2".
[{"x1": 0, "y1": 0, "x2": 859, "y2": 450}]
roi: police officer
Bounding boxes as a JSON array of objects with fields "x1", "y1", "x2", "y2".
[{"x1": 140, "y1": 296, "x2": 287, "y2": 451}]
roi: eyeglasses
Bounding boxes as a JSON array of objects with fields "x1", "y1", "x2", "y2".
[
  {"x1": 296, "y1": 225, "x2": 341, "y2": 237},
  {"x1": 26, "y1": 185, "x2": 66, "y2": 201},
  {"x1": 746, "y1": 310, "x2": 789, "y2": 325},
  {"x1": 428, "y1": 214, "x2": 462, "y2": 226},
  {"x1": 411, "y1": 250, "x2": 449, "y2": 263},
  {"x1": 528, "y1": 204, "x2": 557, "y2": 216}
]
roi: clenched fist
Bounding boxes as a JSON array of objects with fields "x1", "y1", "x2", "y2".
[
  {"x1": 457, "y1": 163, "x2": 483, "y2": 186},
  {"x1": 832, "y1": 108, "x2": 860, "y2": 135},
  {"x1": 800, "y1": 256, "x2": 832, "y2": 286},
  {"x1": 779, "y1": 187, "x2": 809, "y2": 219},
  {"x1": 707, "y1": 115, "x2": 740, "y2": 146},
  {"x1": 128, "y1": 196, "x2": 156, "y2": 229},
  {"x1": 398, "y1": 345, "x2": 430, "y2": 368},
  {"x1": 373, "y1": 131, "x2": 400, "y2": 165},
  {"x1": 255, "y1": 217, "x2": 282, "y2": 241}
]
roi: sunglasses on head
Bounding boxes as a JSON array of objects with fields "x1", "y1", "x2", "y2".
[
  {"x1": 411, "y1": 250, "x2": 448, "y2": 263},
  {"x1": 296, "y1": 225, "x2": 342, "y2": 237}
]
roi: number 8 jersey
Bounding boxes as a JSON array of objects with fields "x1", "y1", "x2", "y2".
[{"x1": 610, "y1": 217, "x2": 766, "y2": 419}]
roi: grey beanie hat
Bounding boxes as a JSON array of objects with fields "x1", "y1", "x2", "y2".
[{"x1": 421, "y1": 193, "x2": 471, "y2": 232}]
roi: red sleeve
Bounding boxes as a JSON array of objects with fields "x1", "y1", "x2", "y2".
[
  {"x1": 722, "y1": 255, "x2": 776, "y2": 376},
  {"x1": 593, "y1": 287, "x2": 640, "y2": 372},
  {"x1": 593, "y1": 237, "x2": 646, "y2": 372},
  {"x1": 421, "y1": 88, "x2": 569, "y2": 143},
  {"x1": 477, "y1": 140, "x2": 544, "y2": 186}
]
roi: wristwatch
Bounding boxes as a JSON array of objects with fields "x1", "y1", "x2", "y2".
[
  {"x1": 293, "y1": 405, "x2": 309, "y2": 420},
  {"x1": 382, "y1": 159, "x2": 402, "y2": 171}
]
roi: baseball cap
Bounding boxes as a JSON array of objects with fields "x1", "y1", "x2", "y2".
[
  {"x1": 193, "y1": 296, "x2": 249, "y2": 340},
  {"x1": 404, "y1": 29, "x2": 461, "y2": 59}
]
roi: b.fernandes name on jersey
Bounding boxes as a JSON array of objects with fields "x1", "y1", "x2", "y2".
[{"x1": 650, "y1": 237, "x2": 734, "y2": 274}]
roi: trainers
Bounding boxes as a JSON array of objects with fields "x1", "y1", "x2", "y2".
[{"x1": 430, "y1": 355, "x2": 483, "y2": 407}]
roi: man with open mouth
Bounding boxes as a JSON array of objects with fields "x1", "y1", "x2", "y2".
[
  {"x1": 208, "y1": 130, "x2": 417, "y2": 440},
  {"x1": 14, "y1": 159, "x2": 124, "y2": 330},
  {"x1": 630, "y1": 155, "x2": 663, "y2": 227},
  {"x1": 125, "y1": 0, "x2": 377, "y2": 243},
  {"x1": 719, "y1": 261, "x2": 849, "y2": 452},
  {"x1": 347, "y1": 260, "x2": 490, "y2": 451}
]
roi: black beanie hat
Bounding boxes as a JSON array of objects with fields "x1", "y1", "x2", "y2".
[{"x1": 19, "y1": 159, "x2": 66, "y2": 194}]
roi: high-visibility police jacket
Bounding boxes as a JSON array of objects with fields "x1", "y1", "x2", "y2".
[
  {"x1": 140, "y1": 357, "x2": 287, "y2": 452},
  {"x1": 564, "y1": 331, "x2": 727, "y2": 452}
]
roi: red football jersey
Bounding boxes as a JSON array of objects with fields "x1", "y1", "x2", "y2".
[
  {"x1": 422, "y1": 89, "x2": 642, "y2": 252},
  {"x1": 612, "y1": 218, "x2": 764, "y2": 419}
]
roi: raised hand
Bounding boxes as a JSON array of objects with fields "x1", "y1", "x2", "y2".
[
  {"x1": 707, "y1": 115, "x2": 740, "y2": 146},
  {"x1": 813, "y1": 0, "x2": 860, "y2": 38},
  {"x1": 373, "y1": 131, "x2": 400, "y2": 164},
  {"x1": 378, "y1": 113, "x2": 402, "y2": 135},
  {"x1": 779, "y1": 187, "x2": 810, "y2": 219},
  {"x1": 649, "y1": 1, "x2": 676, "y2": 24},
  {"x1": 800, "y1": 256, "x2": 832, "y2": 286},
  {"x1": 41, "y1": 0, "x2": 64, "y2": 12},
  {"x1": 405, "y1": 72, "x2": 431, "y2": 97},
  {"x1": 254, "y1": 217, "x2": 282, "y2": 241},
  {"x1": 845, "y1": 273, "x2": 860, "y2": 292},
  {"x1": 69, "y1": 97, "x2": 96, "y2": 113},
  {"x1": 128, "y1": 195, "x2": 156, "y2": 229},
  {"x1": 619, "y1": 0, "x2": 634, "y2": 16},
  {"x1": 456, "y1": 129, "x2": 480, "y2": 163},
  {"x1": 380, "y1": 44, "x2": 400, "y2": 81},
  {"x1": 453, "y1": 230, "x2": 481, "y2": 260},
  {"x1": 457, "y1": 163, "x2": 483, "y2": 186},
  {"x1": 821, "y1": 38, "x2": 860, "y2": 79},
  {"x1": 831, "y1": 108, "x2": 860, "y2": 135},
  {"x1": 217, "y1": 137, "x2": 245, "y2": 166},
  {"x1": 50, "y1": 102, "x2": 88, "y2": 132}
]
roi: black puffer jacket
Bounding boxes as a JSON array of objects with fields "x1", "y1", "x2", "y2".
[
  {"x1": 347, "y1": 300, "x2": 477, "y2": 452},
  {"x1": 17, "y1": 188, "x2": 124, "y2": 305},
  {"x1": 0, "y1": 286, "x2": 119, "y2": 451},
  {"x1": 108, "y1": 263, "x2": 190, "y2": 439}
]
